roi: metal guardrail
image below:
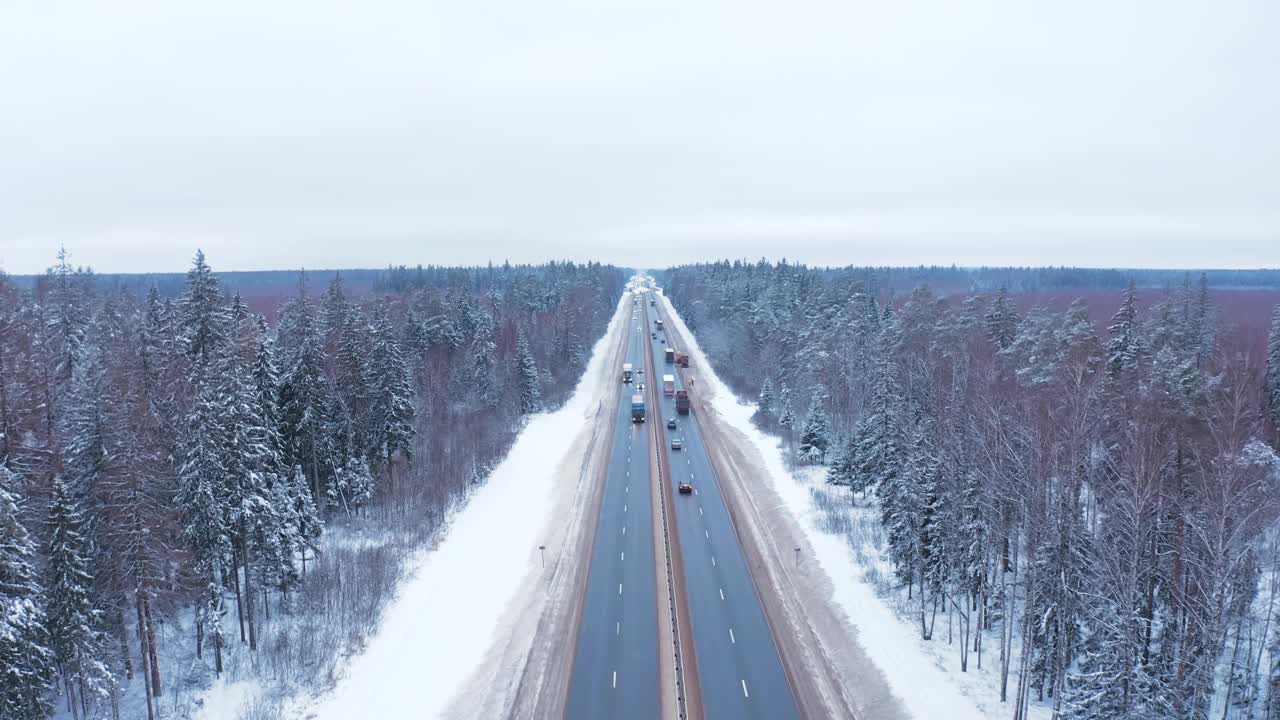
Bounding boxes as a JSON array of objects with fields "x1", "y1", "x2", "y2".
[{"x1": 646, "y1": 296, "x2": 689, "y2": 720}]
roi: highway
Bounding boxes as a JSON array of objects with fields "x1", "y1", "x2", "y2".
[
  {"x1": 566, "y1": 296, "x2": 660, "y2": 720},
  {"x1": 643, "y1": 295, "x2": 800, "y2": 720}
]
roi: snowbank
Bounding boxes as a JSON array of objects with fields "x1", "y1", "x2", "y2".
[
  {"x1": 656, "y1": 290, "x2": 1013, "y2": 720},
  {"x1": 309, "y1": 292, "x2": 629, "y2": 720}
]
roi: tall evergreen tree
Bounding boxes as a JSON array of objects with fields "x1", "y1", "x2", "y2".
[
  {"x1": 984, "y1": 285, "x2": 1019, "y2": 351},
  {"x1": 365, "y1": 309, "x2": 415, "y2": 494},
  {"x1": 757, "y1": 377, "x2": 774, "y2": 415},
  {"x1": 798, "y1": 399, "x2": 832, "y2": 464},
  {"x1": 180, "y1": 250, "x2": 228, "y2": 366},
  {"x1": 0, "y1": 466, "x2": 56, "y2": 720},
  {"x1": 1265, "y1": 304, "x2": 1280, "y2": 436},
  {"x1": 515, "y1": 331, "x2": 541, "y2": 414},
  {"x1": 44, "y1": 476, "x2": 111, "y2": 717},
  {"x1": 177, "y1": 371, "x2": 231, "y2": 674}
]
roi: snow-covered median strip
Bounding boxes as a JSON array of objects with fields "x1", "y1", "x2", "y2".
[
  {"x1": 309, "y1": 294, "x2": 628, "y2": 720},
  {"x1": 656, "y1": 291, "x2": 999, "y2": 720}
]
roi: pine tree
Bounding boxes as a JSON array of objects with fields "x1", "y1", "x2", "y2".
[
  {"x1": 278, "y1": 302, "x2": 346, "y2": 504},
  {"x1": 826, "y1": 433, "x2": 856, "y2": 488},
  {"x1": 515, "y1": 331, "x2": 541, "y2": 414},
  {"x1": 286, "y1": 465, "x2": 322, "y2": 575},
  {"x1": 180, "y1": 250, "x2": 228, "y2": 365},
  {"x1": 984, "y1": 285, "x2": 1019, "y2": 351},
  {"x1": 798, "y1": 399, "x2": 832, "y2": 464},
  {"x1": 178, "y1": 370, "x2": 231, "y2": 674},
  {"x1": 1105, "y1": 280, "x2": 1141, "y2": 380},
  {"x1": 45, "y1": 476, "x2": 112, "y2": 717},
  {"x1": 1265, "y1": 305, "x2": 1280, "y2": 435},
  {"x1": 757, "y1": 377, "x2": 774, "y2": 415},
  {"x1": 334, "y1": 307, "x2": 373, "y2": 454},
  {"x1": 328, "y1": 455, "x2": 374, "y2": 517},
  {"x1": 0, "y1": 466, "x2": 56, "y2": 719},
  {"x1": 777, "y1": 383, "x2": 794, "y2": 430},
  {"x1": 366, "y1": 308, "x2": 415, "y2": 494}
]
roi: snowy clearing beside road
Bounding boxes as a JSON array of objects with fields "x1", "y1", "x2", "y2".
[{"x1": 304, "y1": 292, "x2": 629, "y2": 720}]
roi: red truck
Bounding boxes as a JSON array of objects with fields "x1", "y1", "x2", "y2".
[{"x1": 676, "y1": 390, "x2": 690, "y2": 415}]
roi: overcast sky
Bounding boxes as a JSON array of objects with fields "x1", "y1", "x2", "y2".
[{"x1": 2, "y1": 0, "x2": 1277, "y2": 274}]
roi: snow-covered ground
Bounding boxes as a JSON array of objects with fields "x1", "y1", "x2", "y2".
[
  {"x1": 655, "y1": 289, "x2": 1047, "y2": 720},
  {"x1": 294, "y1": 289, "x2": 632, "y2": 720}
]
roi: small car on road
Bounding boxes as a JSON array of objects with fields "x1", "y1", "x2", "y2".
[
  {"x1": 667, "y1": 418, "x2": 677, "y2": 429},
  {"x1": 671, "y1": 437, "x2": 683, "y2": 450},
  {"x1": 678, "y1": 481, "x2": 693, "y2": 494}
]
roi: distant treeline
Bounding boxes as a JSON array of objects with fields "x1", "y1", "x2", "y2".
[
  {"x1": 5, "y1": 260, "x2": 627, "y2": 298},
  {"x1": 655, "y1": 261, "x2": 1280, "y2": 295}
]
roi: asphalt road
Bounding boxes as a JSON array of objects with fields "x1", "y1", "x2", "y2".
[
  {"x1": 566, "y1": 297, "x2": 660, "y2": 720},
  {"x1": 644, "y1": 298, "x2": 800, "y2": 720}
]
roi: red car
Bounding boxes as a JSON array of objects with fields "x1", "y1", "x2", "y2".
[{"x1": 678, "y1": 482, "x2": 693, "y2": 494}]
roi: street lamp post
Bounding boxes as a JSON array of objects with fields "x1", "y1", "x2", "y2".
[
  {"x1": 794, "y1": 547, "x2": 801, "y2": 567},
  {"x1": 539, "y1": 544, "x2": 547, "y2": 568}
]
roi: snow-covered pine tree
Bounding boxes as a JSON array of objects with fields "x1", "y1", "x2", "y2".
[
  {"x1": 286, "y1": 465, "x2": 322, "y2": 576},
  {"x1": 45, "y1": 245, "x2": 93, "y2": 389},
  {"x1": 278, "y1": 302, "x2": 346, "y2": 504},
  {"x1": 178, "y1": 370, "x2": 232, "y2": 674},
  {"x1": 216, "y1": 345, "x2": 278, "y2": 650},
  {"x1": 335, "y1": 306, "x2": 373, "y2": 454},
  {"x1": 777, "y1": 383, "x2": 794, "y2": 431},
  {"x1": 180, "y1": 250, "x2": 229, "y2": 366},
  {"x1": 798, "y1": 399, "x2": 831, "y2": 464},
  {"x1": 1105, "y1": 280, "x2": 1141, "y2": 381},
  {"x1": 984, "y1": 285, "x2": 1019, "y2": 351},
  {"x1": 365, "y1": 308, "x2": 415, "y2": 498},
  {"x1": 757, "y1": 377, "x2": 774, "y2": 415},
  {"x1": 1265, "y1": 304, "x2": 1280, "y2": 436},
  {"x1": 826, "y1": 434, "x2": 856, "y2": 488},
  {"x1": 45, "y1": 476, "x2": 112, "y2": 717},
  {"x1": 850, "y1": 317, "x2": 907, "y2": 496},
  {"x1": 329, "y1": 455, "x2": 375, "y2": 517},
  {"x1": 515, "y1": 330, "x2": 541, "y2": 414},
  {"x1": 0, "y1": 465, "x2": 56, "y2": 719}
]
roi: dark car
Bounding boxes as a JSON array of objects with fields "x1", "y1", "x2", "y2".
[
  {"x1": 678, "y1": 482, "x2": 693, "y2": 494},
  {"x1": 667, "y1": 418, "x2": 677, "y2": 429}
]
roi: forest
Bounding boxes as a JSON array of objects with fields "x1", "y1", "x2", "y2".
[
  {"x1": 664, "y1": 260, "x2": 1280, "y2": 720},
  {"x1": 0, "y1": 250, "x2": 624, "y2": 719}
]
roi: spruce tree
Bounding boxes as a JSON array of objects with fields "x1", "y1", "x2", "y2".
[
  {"x1": 364, "y1": 308, "x2": 415, "y2": 497},
  {"x1": 757, "y1": 377, "x2": 774, "y2": 415},
  {"x1": 278, "y1": 303, "x2": 345, "y2": 503},
  {"x1": 777, "y1": 384, "x2": 794, "y2": 430},
  {"x1": 984, "y1": 285, "x2": 1019, "y2": 351},
  {"x1": 0, "y1": 466, "x2": 56, "y2": 719},
  {"x1": 180, "y1": 250, "x2": 228, "y2": 365},
  {"x1": 516, "y1": 331, "x2": 541, "y2": 414},
  {"x1": 178, "y1": 370, "x2": 231, "y2": 674},
  {"x1": 798, "y1": 399, "x2": 831, "y2": 464},
  {"x1": 1105, "y1": 280, "x2": 1141, "y2": 380},
  {"x1": 45, "y1": 476, "x2": 112, "y2": 716},
  {"x1": 1265, "y1": 305, "x2": 1280, "y2": 435}
]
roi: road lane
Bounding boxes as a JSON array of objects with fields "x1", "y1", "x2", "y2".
[
  {"x1": 643, "y1": 296, "x2": 800, "y2": 720},
  {"x1": 567, "y1": 297, "x2": 661, "y2": 720}
]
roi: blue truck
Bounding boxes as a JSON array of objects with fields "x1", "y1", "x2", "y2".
[{"x1": 631, "y1": 394, "x2": 645, "y2": 423}]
